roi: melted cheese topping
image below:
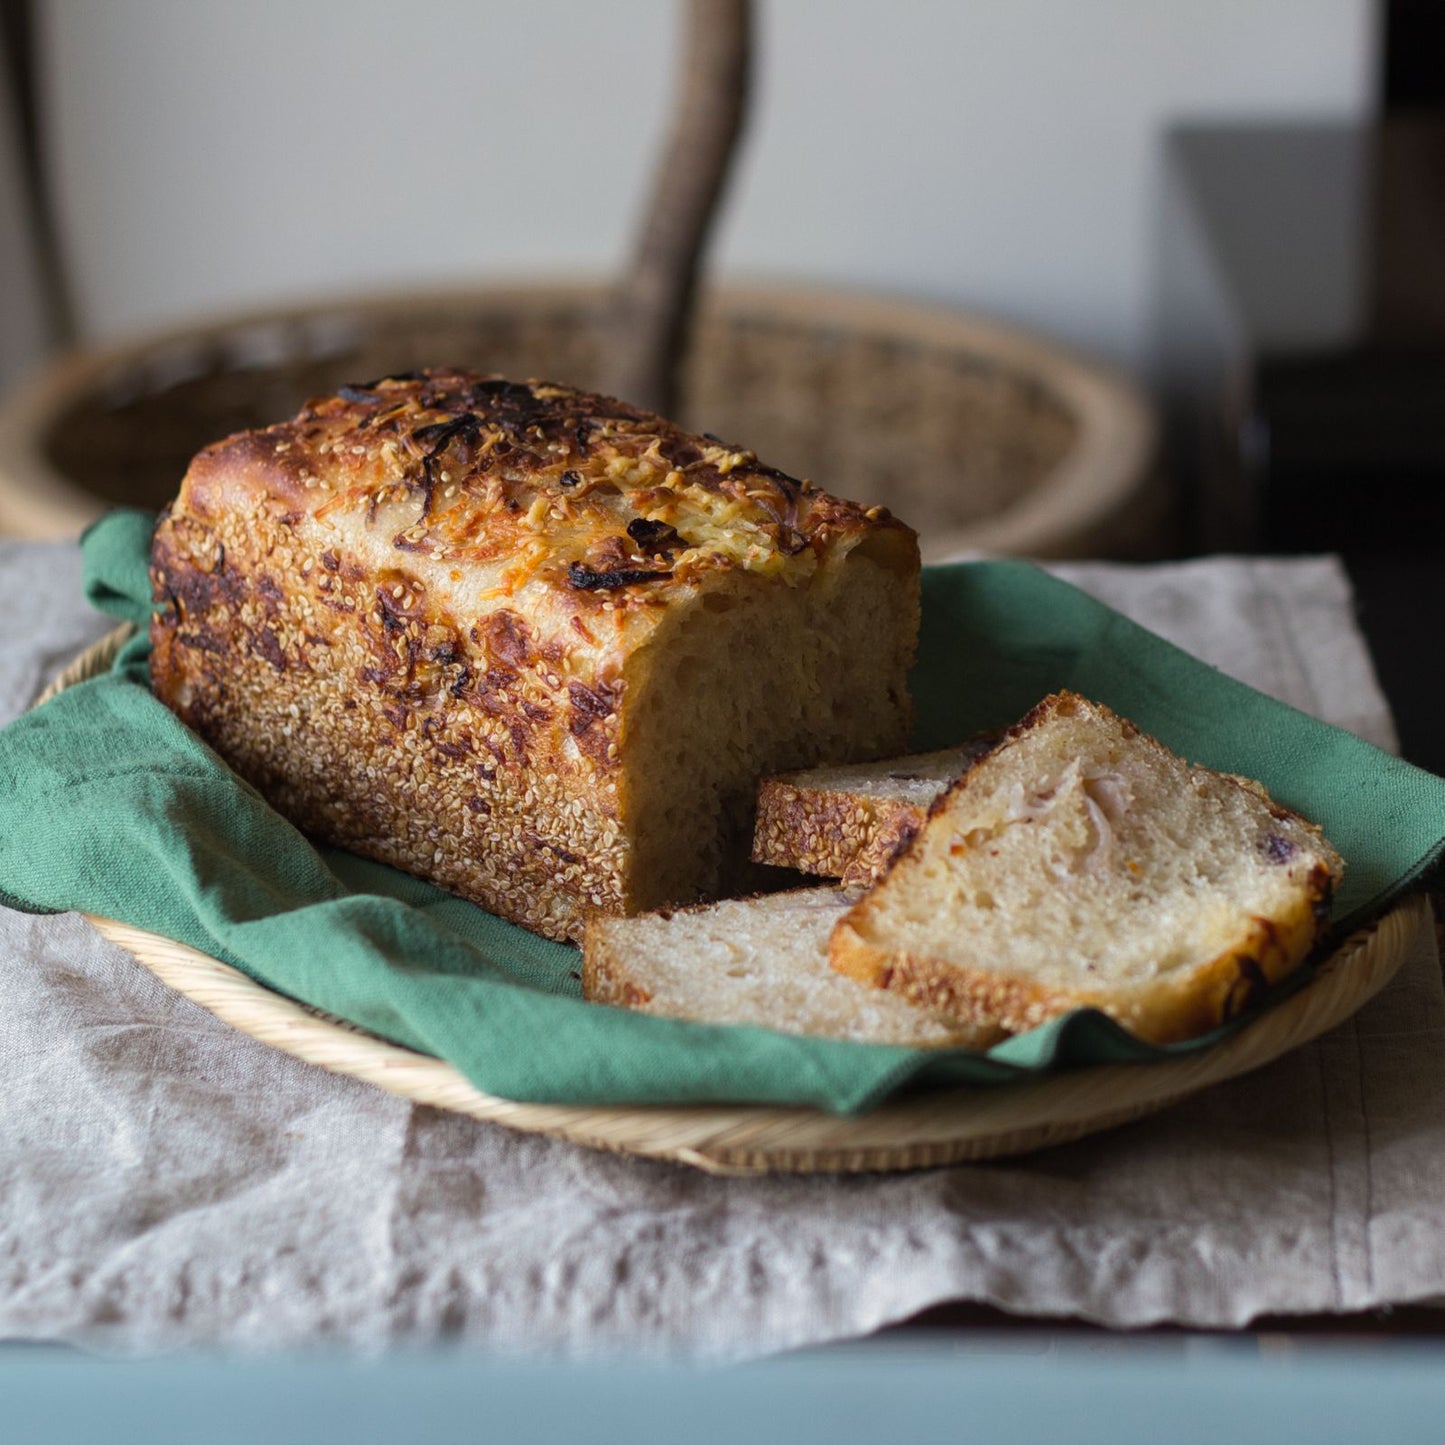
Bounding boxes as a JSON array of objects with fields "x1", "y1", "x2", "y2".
[{"x1": 237, "y1": 370, "x2": 899, "y2": 611}]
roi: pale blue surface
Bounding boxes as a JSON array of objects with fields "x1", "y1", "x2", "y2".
[{"x1": 3, "y1": 1345, "x2": 1445, "y2": 1445}]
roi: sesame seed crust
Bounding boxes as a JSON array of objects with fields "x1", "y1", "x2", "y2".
[
  {"x1": 751, "y1": 736, "x2": 1000, "y2": 887},
  {"x1": 150, "y1": 503, "x2": 627, "y2": 941},
  {"x1": 751, "y1": 780, "x2": 916, "y2": 886}
]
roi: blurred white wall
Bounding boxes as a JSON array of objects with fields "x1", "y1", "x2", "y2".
[
  {"x1": 0, "y1": 48, "x2": 52, "y2": 396},
  {"x1": 42, "y1": 0, "x2": 1376, "y2": 376}
]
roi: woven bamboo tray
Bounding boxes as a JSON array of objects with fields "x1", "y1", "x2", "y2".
[
  {"x1": 42, "y1": 627, "x2": 1425, "y2": 1175},
  {"x1": 0, "y1": 282, "x2": 1157, "y2": 560}
]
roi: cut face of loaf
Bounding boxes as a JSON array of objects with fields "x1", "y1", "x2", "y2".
[
  {"x1": 150, "y1": 371, "x2": 919, "y2": 942},
  {"x1": 829, "y1": 693, "x2": 1345, "y2": 1045},
  {"x1": 584, "y1": 889, "x2": 1001, "y2": 1048},
  {"x1": 752, "y1": 737, "x2": 996, "y2": 886}
]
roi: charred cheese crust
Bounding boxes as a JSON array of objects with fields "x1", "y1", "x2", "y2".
[{"x1": 149, "y1": 370, "x2": 919, "y2": 942}]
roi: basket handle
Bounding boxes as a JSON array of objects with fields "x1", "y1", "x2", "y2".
[{"x1": 605, "y1": 0, "x2": 753, "y2": 417}]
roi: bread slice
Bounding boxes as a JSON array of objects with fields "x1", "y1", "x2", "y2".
[
  {"x1": 829, "y1": 693, "x2": 1344, "y2": 1045},
  {"x1": 584, "y1": 889, "x2": 1001, "y2": 1048},
  {"x1": 752, "y1": 737, "x2": 997, "y2": 887}
]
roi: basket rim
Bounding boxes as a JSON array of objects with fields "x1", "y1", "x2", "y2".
[{"x1": 0, "y1": 277, "x2": 1155, "y2": 550}]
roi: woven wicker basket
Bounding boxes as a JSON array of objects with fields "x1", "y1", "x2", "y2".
[{"x1": 0, "y1": 282, "x2": 1156, "y2": 559}]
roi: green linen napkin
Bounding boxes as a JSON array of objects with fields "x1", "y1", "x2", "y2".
[{"x1": 0, "y1": 508, "x2": 1441, "y2": 1113}]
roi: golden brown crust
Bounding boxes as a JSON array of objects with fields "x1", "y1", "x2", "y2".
[
  {"x1": 830, "y1": 872, "x2": 1334, "y2": 1045},
  {"x1": 150, "y1": 370, "x2": 918, "y2": 942},
  {"x1": 178, "y1": 370, "x2": 912, "y2": 604}
]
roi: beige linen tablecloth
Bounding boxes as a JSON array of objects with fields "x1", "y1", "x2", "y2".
[{"x1": 2, "y1": 543, "x2": 1441, "y2": 1357}]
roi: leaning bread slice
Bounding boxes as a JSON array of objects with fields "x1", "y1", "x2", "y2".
[
  {"x1": 829, "y1": 693, "x2": 1345, "y2": 1045},
  {"x1": 584, "y1": 889, "x2": 1001, "y2": 1048},
  {"x1": 753, "y1": 737, "x2": 997, "y2": 888}
]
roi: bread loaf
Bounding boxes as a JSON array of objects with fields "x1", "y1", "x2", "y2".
[
  {"x1": 583, "y1": 888, "x2": 1001, "y2": 1048},
  {"x1": 150, "y1": 371, "x2": 919, "y2": 941},
  {"x1": 829, "y1": 692, "x2": 1344, "y2": 1044},
  {"x1": 752, "y1": 737, "x2": 996, "y2": 886}
]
